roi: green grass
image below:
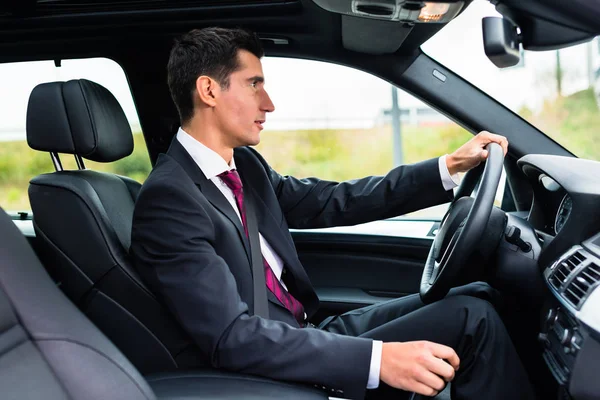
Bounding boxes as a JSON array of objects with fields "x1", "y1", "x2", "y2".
[
  {"x1": 522, "y1": 88, "x2": 600, "y2": 160},
  {"x1": 0, "y1": 133, "x2": 151, "y2": 211},
  {"x1": 255, "y1": 124, "x2": 472, "y2": 181}
]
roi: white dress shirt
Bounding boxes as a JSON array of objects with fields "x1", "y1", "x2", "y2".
[{"x1": 176, "y1": 127, "x2": 459, "y2": 390}]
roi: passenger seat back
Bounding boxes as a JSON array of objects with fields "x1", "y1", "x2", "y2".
[{"x1": 0, "y1": 207, "x2": 155, "y2": 400}]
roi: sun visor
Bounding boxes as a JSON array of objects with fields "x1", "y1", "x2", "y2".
[{"x1": 342, "y1": 15, "x2": 412, "y2": 54}]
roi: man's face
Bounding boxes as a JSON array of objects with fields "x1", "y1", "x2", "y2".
[{"x1": 214, "y1": 49, "x2": 275, "y2": 148}]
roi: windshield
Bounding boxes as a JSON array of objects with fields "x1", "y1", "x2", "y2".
[{"x1": 422, "y1": 0, "x2": 600, "y2": 161}]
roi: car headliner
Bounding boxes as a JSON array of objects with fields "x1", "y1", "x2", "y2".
[{"x1": 0, "y1": 0, "x2": 598, "y2": 63}]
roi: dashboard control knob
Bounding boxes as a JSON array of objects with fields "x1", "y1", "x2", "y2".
[
  {"x1": 570, "y1": 335, "x2": 581, "y2": 354},
  {"x1": 537, "y1": 333, "x2": 550, "y2": 349},
  {"x1": 544, "y1": 308, "x2": 558, "y2": 330},
  {"x1": 560, "y1": 329, "x2": 573, "y2": 346}
]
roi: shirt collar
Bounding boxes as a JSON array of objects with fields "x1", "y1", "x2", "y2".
[{"x1": 176, "y1": 127, "x2": 237, "y2": 180}]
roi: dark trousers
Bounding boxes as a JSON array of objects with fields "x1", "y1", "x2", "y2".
[{"x1": 319, "y1": 282, "x2": 536, "y2": 400}]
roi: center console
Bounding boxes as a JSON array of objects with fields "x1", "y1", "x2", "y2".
[
  {"x1": 538, "y1": 304, "x2": 583, "y2": 385},
  {"x1": 541, "y1": 233, "x2": 600, "y2": 399}
]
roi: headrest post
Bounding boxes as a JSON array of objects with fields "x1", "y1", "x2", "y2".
[
  {"x1": 50, "y1": 152, "x2": 63, "y2": 172},
  {"x1": 75, "y1": 154, "x2": 86, "y2": 170}
]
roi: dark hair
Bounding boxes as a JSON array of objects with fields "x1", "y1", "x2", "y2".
[{"x1": 167, "y1": 27, "x2": 264, "y2": 125}]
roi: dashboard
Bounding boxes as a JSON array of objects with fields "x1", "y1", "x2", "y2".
[
  {"x1": 517, "y1": 154, "x2": 600, "y2": 400},
  {"x1": 554, "y1": 194, "x2": 572, "y2": 235},
  {"x1": 530, "y1": 173, "x2": 573, "y2": 236}
]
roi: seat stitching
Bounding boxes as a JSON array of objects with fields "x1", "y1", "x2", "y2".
[
  {"x1": 29, "y1": 179, "x2": 156, "y2": 298},
  {"x1": 0, "y1": 325, "x2": 28, "y2": 358},
  {"x1": 0, "y1": 279, "x2": 74, "y2": 399},
  {"x1": 76, "y1": 80, "x2": 99, "y2": 157},
  {"x1": 35, "y1": 337, "x2": 153, "y2": 399},
  {"x1": 31, "y1": 220, "x2": 95, "y2": 289},
  {"x1": 81, "y1": 290, "x2": 178, "y2": 368},
  {"x1": 146, "y1": 373, "x2": 318, "y2": 390},
  {"x1": 59, "y1": 82, "x2": 77, "y2": 154}
]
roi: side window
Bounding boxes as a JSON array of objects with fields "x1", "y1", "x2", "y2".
[
  {"x1": 257, "y1": 57, "x2": 506, "y2": 221},
  {"x1": 0, "y1": 58, "x2": 150, "y2": 213}
]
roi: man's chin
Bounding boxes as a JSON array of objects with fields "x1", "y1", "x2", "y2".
[
  {"x1": 235, "y1": 135, "x2": 260, "y2": 148},
  {"x1": 247, "y1": 133, "x2": 261, "y2": 146}
]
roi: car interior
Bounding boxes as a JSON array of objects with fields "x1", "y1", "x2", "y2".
[{"x1": 1, "y1": 0, "x2": 600, "y2": 399}]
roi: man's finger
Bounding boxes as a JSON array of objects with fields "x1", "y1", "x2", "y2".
[
  {"x1": 493, "y1": 139, "x2": 508, "y2": 156},
  {"x1": 486, "y1": 132, "x2": 509, "y2": 154},
  {"x1": 415, "y1": 368, "x2": 446, "y2": 392},
  {"x1": 490, "y1": 135, "x2": 509, "y2": 156},
  {"x1": 425, "y1": 356, "x2": 456, "y2": 382},
  {"x1": 478, "y1": 130, "x2": 497, "y2": 141},
  {"x1": 428, "y1": 343, "x2": 460, "y2": 371},
  {"x1": 502, "y1": 138, "x2": 509, "y2": 155},
  {"x1": 408, "y1": 380, "x2": 441, "y2": 397}
]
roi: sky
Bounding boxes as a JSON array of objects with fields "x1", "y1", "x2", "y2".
[{"x1": 0, "y1": 0, "x2": 598, "y2": 137}]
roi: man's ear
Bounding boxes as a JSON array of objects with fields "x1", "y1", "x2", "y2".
[{"x1": 195, "y1": 75, "x2": 219, "y2": 107}]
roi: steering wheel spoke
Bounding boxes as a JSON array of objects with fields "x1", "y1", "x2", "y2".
[
  {"x1": 430, "y1": 226, "x2": 462, "y2": 283},
  {"x1": 429, "y1": 260, "x2": 442, "y2": 285}
]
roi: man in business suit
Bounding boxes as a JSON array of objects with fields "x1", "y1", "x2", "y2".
[{"x1": 131, "y1": 27, "x2": 535, "y2": 399}]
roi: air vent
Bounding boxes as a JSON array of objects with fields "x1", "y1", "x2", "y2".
[
  {"x1": 564, "y1": 262, "x2": 600, "y2": 309},
  {"x1": 549, "y1": 251, "x2": 586, "y2": 290}
]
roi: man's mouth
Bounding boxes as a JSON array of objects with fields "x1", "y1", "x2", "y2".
[{"x1": 254, "y1": 120, "x2": 265, "y2": 129}]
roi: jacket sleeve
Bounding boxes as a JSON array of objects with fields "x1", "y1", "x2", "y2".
[
  {"x1": 245, "y1": 147, "x2": 454, "y2": 229},
  {"x1": 130, "y1": 168, "x2": 373, "y2": 399}
]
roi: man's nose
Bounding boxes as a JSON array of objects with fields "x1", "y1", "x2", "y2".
[{"x1": 261, "y1": 90, "x2": 275, "y2": 113}]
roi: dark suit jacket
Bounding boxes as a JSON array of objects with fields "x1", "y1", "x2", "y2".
[{"x1": 130, "y1": 138, "x2": 453, "y2": 399}]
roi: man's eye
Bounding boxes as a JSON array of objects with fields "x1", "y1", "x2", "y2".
[{"x1": 250, "y1": 81, "x2": 258, "y2": 88}]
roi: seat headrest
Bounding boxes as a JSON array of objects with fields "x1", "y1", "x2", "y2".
[{"x1": 26, "y1": 79, "x2": 134, "y2": 162}]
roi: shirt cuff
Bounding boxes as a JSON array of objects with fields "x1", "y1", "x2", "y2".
[
  {"x1": 367, "y1": 340, "x2": 383, "y2": 389},
  {"x1": 439, "y1": 155, "x2": 460, "y2": 191}
]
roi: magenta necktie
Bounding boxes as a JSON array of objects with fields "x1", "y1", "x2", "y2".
[{"x1": 218, "y1": 170, "x2": 305, "y2": 325}]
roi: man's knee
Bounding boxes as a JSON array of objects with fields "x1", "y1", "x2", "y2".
[
  {"x1": 448, "y1": 282, "x2": 504, "y2": 310},
  {"x1": 439, "y1": 295, "x2": 508, "y2": 349},
  {"x1": 441, "y1": 295, "x2": 500, "y2": 323}
]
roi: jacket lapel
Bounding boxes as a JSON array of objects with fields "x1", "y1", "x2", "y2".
[
  {"x1": 167, "y1": 138, "x2": 251, "y2": 262},
  {"x1": 248, "y1": 185, "x2": 299, "y2": 271}
]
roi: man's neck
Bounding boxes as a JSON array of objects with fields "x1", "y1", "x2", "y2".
[{"x1": 182, "y1": 121, "x2": 234, "y2": 165}]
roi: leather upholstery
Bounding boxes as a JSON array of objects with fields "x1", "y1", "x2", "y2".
[
  {"x1": 27, "y1": 79, "x2": 201, "y2": 375},
  {"x1": 0, "y1": 208, "x2": 328, "y2": 399},
  {"x1": 26, "y1": 79, "x2": 133, "y2": 162},
  {"x1": 0, "y1": 208, "x2": 155, "y2": 400},
  {"x1": 146, "y1": 371, "x2": 328, "y2": 400}
]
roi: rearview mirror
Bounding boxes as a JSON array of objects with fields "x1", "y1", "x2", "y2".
[{"x1": 482, "y1": 17, "x2": 521, "y2": 68}]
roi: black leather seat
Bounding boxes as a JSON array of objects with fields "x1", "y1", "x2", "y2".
[
  {"x1": 0, "y1": 206, "x2": 328, "y2": 399},
  {"x1": 25, "y1": 79, "x2": 203, "y2": 374},
  {"x1": 0, "y1": 207, "x2": 155, "y2": 400}
]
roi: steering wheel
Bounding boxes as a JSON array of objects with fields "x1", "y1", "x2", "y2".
[{"x1": 420, "y1": 143, "x2": 504, "y2": 304}]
